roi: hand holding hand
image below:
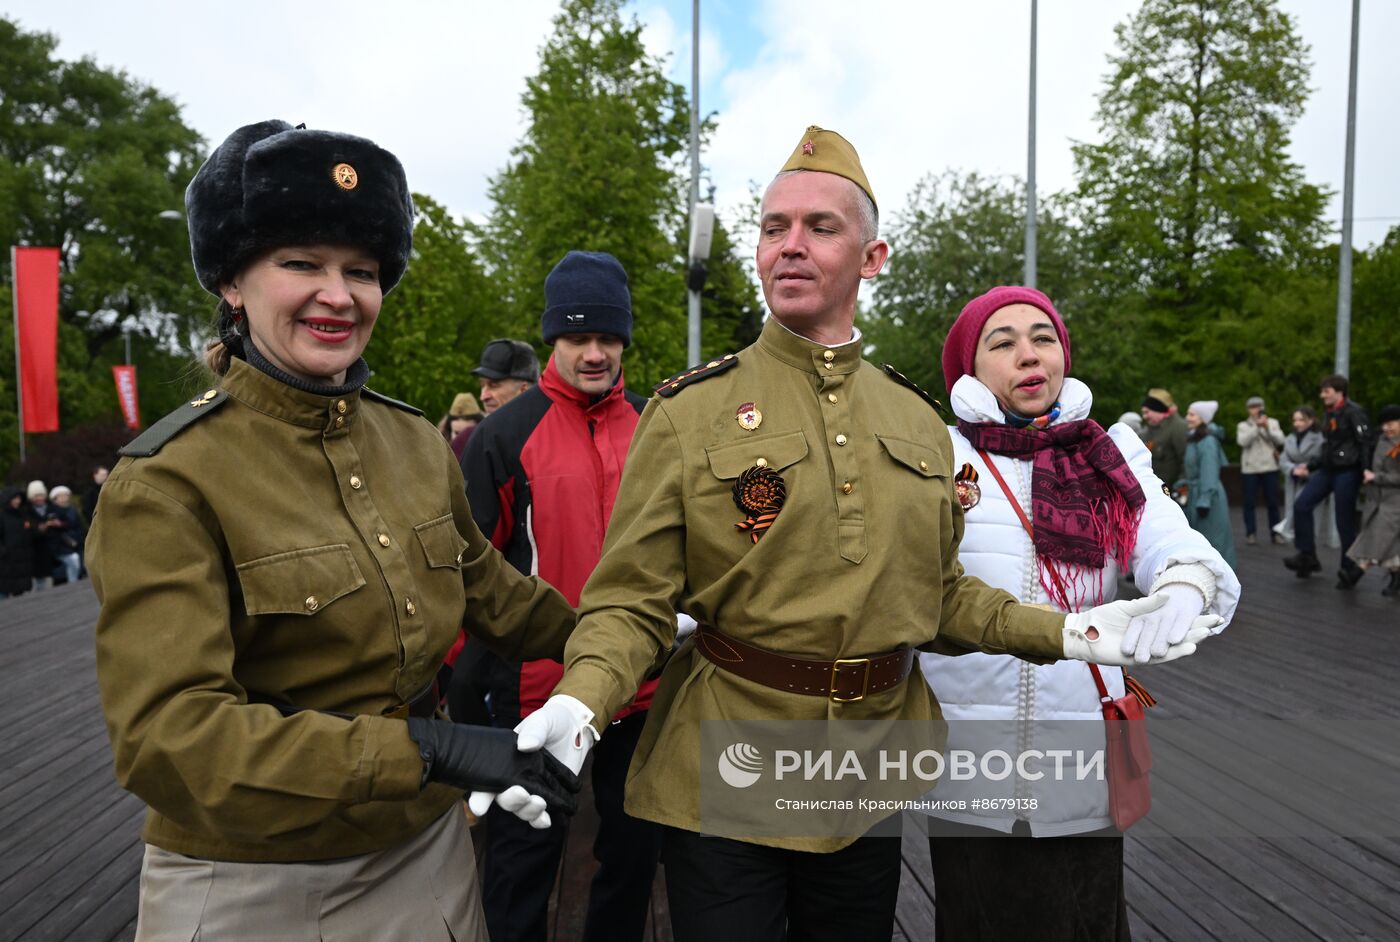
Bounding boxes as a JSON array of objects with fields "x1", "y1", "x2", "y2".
[
  {"x1": 1063, "y1": 593, "x2": 1221, "y2": 667},
  {"x1": 406, "y1": 719, "x2": 580, "y2": 830},
  {"x1": 468, "y1": 694, "x2": 597, "y2": 827},
  {"x1": 1117, "y1": 583, "x2": 1210, "y2": 664}
]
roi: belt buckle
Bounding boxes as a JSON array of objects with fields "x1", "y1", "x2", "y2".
[{"x1": 830, "y1": 657, "x2": 872, "y2": 703}]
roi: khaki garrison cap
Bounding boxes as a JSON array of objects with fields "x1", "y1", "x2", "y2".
[{"x1": 779, "y1": 125, "x2": 877, "y2": 209}]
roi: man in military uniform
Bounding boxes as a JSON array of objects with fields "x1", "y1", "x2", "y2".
[
  {"x1": 471, "y1": 127, "x2": 1217, "y2": 940},
  {"x1": 1142, "y1": 387, "x2": 1189, "y2": 489}
]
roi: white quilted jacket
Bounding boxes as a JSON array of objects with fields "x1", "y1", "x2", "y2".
[{"x1": 918, "y1": 375, "x2": 1241, "y2": 836}]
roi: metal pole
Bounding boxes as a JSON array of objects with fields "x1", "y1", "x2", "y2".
[
  {"x1": 687, "y1": 0, "x2": 702, "y2": 366},
  {"x1": 1335, "y1": 0, "x2": 1360, "y2": 376},
  {"x1": 10, "y1": 246, "x2": 25, "y2": 464},
  {"x1": 124, "y1": 327, "x2": 132, "y2": 366},
  {"x1": 1024, "y1": 0, "x2": 1038, "y2": 289}
]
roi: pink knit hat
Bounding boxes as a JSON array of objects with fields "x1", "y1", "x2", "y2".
[{"x1": 941, "y1": 286, "x2": 1071, "y2": 393}]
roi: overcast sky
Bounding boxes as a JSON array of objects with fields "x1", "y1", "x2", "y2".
[{"x1": 7, "y1": 0, "x2": 1397, "y2": 255}]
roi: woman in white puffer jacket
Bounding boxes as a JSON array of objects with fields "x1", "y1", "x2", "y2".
[{"x1": 918, "y1": 286, "x2": 1240, "y2": 942}]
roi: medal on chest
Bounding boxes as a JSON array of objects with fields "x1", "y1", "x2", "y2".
[
  {"x1": 954, "y1": 462, "x2": 981, "y2": 511},
  {"x1": 733, "y1": 466, "x2": 786, "y2": 542},
  {"x1": 736, "y1": 401, "x2": 763, "y2": 431}
]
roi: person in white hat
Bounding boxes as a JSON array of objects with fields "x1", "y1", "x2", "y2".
[{"x1": 1183, "y1": 401, "x2": 1236, "y2": 566}]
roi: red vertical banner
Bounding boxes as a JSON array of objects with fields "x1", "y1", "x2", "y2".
[
  {"x1": 13, "y1": 246, "x2": 61, "y2": 433},
  {"x1": 112, "y1": 365, "x2": 141, "y2": 429}
]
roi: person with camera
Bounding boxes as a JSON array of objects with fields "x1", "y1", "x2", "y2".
[{"x1": 1236, "y1": 396, "x2": 1286, "y2": 545}]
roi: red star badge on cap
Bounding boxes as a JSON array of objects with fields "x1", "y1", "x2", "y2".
[{"x1": 802, "y1": 140, "x2": 814, "y2": 156}]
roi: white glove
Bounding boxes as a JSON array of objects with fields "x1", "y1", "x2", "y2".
[
  {"x1": 675, "y1": 613, "x2": 698, "y2": 642},
  {"x1": 1118, "y1": 582, "x2": 1208, "y2": 664},
  {"x1": 1062, "y1": 592, "x2": 1221, "y2": 667},
  {"x1": 468, "y1": 694, "x2": 598, "y2": 828}
]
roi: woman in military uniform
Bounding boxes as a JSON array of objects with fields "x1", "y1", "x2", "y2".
[{"x1": 87, "y1": 121, "x2": 578, "y2": 942}]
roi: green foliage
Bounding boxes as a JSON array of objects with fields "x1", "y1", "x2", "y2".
[
  {"x1": 483, "y1": 0, "x2": 694, "y2": 388},
  {"x1": 865, "y1": 171, "x2": 1081, "y2": 396},
  {"x1": 1066, "y1": 0, "x2": 1335, "y2": 427},
  {"x1": 1351, "y1": 229, "x2": 1400, "y2": 413},
  {"x1": 367, "y1": 194, "x2": 494, "y2": 420},
  {"x1": 0, "y1": 16, "x2": 208, "y2": 477}
]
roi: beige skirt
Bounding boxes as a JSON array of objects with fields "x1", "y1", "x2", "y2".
[{"x1": 135, "y1": 806, "x2": 485, "y2": 942}]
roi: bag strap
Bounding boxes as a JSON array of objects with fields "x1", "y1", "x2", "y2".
[{"x1": 974, "y1": 448, "x2": 1147, "y2": 709}]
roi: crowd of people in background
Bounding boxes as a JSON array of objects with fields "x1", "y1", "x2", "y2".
[
  {"x1": 0, "y1": 467, "x2": 107, "y2": 598},
  {"x1": 1129, "y1": 375, "x2": 1399, "y2": 598}
]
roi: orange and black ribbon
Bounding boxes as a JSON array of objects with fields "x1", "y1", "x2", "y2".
[{"x1": 733, "y1": 466, "x2": 787, "y2": 543}]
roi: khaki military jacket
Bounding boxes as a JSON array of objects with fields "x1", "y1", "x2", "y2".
[
  {"x1": 555, "y1": 318, "x2": 1065, "y2": 851},
  {"x1": 88, "y1": 359, "x2": 575, "y2": 863},
  {"x1": 1144, "y1": 413, "x2": 1188, "y2": 488}
]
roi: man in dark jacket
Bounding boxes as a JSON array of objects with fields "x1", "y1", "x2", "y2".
[
  {"x1": 1142, "y1": 387, "x2": 1189, "y2": 491},
  {"x1": 0, "y1": 487, "x2": 36, "y2": 598},
  {"x1": 1285, "y1": 373, "x2": 1371, "y2": 586},
  {"x1": 455, "y1": 251, "x2": 663, "y2": 942}
]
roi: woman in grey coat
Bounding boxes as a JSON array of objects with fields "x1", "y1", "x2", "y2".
[
  {"x1": 1347, "y1": 404, "x2": 1400, "y2": 596},
  {"x1": 1275, "y1": 407, "x2": 1339, "y2": 547}
]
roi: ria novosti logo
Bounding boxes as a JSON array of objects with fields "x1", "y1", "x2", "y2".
[{"x1": 717, "y1": 743, "x2": 764, "y2": 788}]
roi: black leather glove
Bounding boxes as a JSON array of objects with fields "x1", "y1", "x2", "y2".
[
  {"x1": 1196, "y1": 506, "x2": 1209, "y2": 519},
  {"x1": 406, "y1": 717, "x2": 580, "y2": 816}
]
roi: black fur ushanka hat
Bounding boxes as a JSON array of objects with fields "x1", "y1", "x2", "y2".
[{"x1": 185, "y1": 120, "x2": 414, "y2": 296}]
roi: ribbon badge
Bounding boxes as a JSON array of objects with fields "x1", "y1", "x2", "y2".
[
  {"x1": 733, "y1": 466, "x2": 787, "y2": 543},
  {"x1": 954, "y1": 462, "x2": 981, "y2": 511}
]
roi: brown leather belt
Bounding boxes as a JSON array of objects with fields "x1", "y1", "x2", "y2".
[{"x1": 695, "y1": 625, "x2": 913, "y2": 703}]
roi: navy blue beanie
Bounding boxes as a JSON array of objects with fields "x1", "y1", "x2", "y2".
[{"x1": 541, "y1": 251, "x2": 633, "y2": 347}]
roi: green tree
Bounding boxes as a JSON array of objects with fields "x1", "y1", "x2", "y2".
[
  {"x1": 1351, "y1": 227, "x2": 1400, "y2": 413},
  {"x1": 368, "y1": 194, "x2": 497, "y2": 420},
  {"x1": 865, "y1": 171, "x2": 1081, "y2": 397},
  {"x1": 1, "y1": 17, "x2": 209, "y2": 476},
  {"x1": 1070, "y1": 0, "x2": 1331, "y2": 419},
  {"x1": 483, "y1": 0, "x2": 693, "y2": 388}
]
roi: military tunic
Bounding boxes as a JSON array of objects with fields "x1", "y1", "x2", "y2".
[
  {"x1": 1144, "y1": 413, "x2": 1188, "y2": 491},
  {"x1": 88, "y1": 358, "x2": 576, "y2": 863},
  {"x1": 555, "y1": 318, "x2": 1066, "y2": 852}
]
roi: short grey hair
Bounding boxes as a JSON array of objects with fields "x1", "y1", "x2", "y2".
[{"x1": 764, "y1": 170, "x2": 880, "y2": 244}]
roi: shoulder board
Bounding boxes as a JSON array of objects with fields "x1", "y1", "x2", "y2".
[
  {"x1": 119, "y1": 387, "x2": 229, "y2": 458},
  {"x1": 361, "y1": 387, "x2": 424, "y2": 417},
  {"x1": 654, "y1": 353, "x2": 740, "y2": 398},
  {"x1": 881, "y1": 364, "x2": 947, "y2": 418}
]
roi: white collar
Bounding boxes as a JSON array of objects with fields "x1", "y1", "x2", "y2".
[
  {"x1": 950, "y1": 374, "x2": 1094, "y2": 426},
  {"x1": 772, "y1": 316, "x2": 862, "y2": 349}
]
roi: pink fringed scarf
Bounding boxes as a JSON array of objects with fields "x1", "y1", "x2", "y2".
[{"x1": 958, "y1": 419, "x2": 1145, "y2": 612}]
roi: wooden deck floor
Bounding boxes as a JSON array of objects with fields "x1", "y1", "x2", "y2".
[{"x1": 1, "y1": 519, "x2": 1396, "y2": 940}]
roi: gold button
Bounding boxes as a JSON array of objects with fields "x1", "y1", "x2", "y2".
[
  {"x1": 841, "y1": 482, "x2": 853, "y2": 495},
  {"x1": 823, "y1": 362, "x2": 833, "y2": 370},
  {"x1": 823, "y1": 350, "x2": 835, "y2": 361},
  {"x1": 336, "y1": 400, "x2": 347, "y2": 414},
  {"x1": 456, "y1": 551, "x2": 464, "y2": 565},
  {"x1": 919, "y1": 460, "x2": 929, "y2": 472},
  {"x1": 827, "y1": 394, "x2": 838, "y2": 404},
  {"x1": 835, "y1": 434, "x2": 848, "y2": 446},
  {"x1": 334, "y1": 416, "x2": 345, "y2": 429},
  {"x1": 305, "y1": 596, "x2": 319, "y2": 612},
  {"x1": 350, "y1": 475, "x2": 362, "y2": 489},
  {"x1": 377, "y1": 533, "x2": 390, "y2": 547},
  {"x1": 755, "y1": 457, "x2": 768, "y2": 468},
  {"x1": 405, "y1": 598, "x2": 416, "y2": 616}
]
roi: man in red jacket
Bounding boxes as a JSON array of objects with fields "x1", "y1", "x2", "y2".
[{"x1": 458, "y1": 251, "x2": 662, "y2": 942}]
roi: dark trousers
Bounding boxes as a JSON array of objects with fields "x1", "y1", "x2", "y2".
[
  {"x1": 661, "y1": 827, "x2": 902, "y2": 942},
  {"x1": 482, "y1": 711, "x2": 661, "y2": 942},
  {"x1": 928, "y1": 820, "x2": 1129, "y2": 942},
  {"x1": 1294, "y1": 468, "x2": 1362, "y2": 555},
  {"x1": 1241, "y1": 471, "x2": 1282, "y2": 536}
]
